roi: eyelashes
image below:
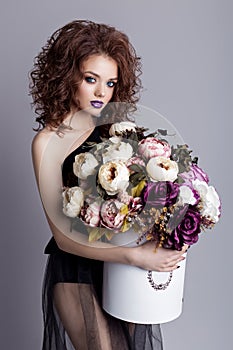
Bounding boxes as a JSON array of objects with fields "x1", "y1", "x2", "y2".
[
  {"x1": 84, "y1": 76, "x2": 117, "y2": 88},
  {"x1": 106, "y1": 81, "x2": 116, "y2": 88},
  {"x1": 85, "y1": 76, "x2": 96, "y2": 83}
]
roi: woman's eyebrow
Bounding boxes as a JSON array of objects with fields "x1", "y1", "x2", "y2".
[{"x1": 84, "y1": 71, "x2": 118, "y2": 80}]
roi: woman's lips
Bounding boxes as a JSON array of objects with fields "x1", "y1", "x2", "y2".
[{"x1": 90, "y1": 100, "x2": 104, "y2": 109}]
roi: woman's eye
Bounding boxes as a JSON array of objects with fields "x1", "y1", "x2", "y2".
[
  {"x1": 85, "y1": 76, "x2": 96, "y2": 83},
  {"x1": 107, "y1": 81, "x2": 116, "y2": 88}
]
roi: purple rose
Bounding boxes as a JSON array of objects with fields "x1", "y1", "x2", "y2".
[
  {"x1": 100, "y1": 199, "x2": 125, "y2": 230},
  {"x1": 143, "y1": 181, "x2": 179, "y2": 208},
  {"x1": 165, "y1": 206, "x2": 201, "y2": 250},
  {"x1": 180, "y1": 164, "x2": 209, "y2": 186}
]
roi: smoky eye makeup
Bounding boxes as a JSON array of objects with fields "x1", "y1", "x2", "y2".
[
  {"x1": 84, "y1": 76, "x2": 96, "y2": 83},
  {"x1": 107, "y1": 80, "x2": 117, "y2": 88},
  {"x1": 83, "y1": 71, "x2": 118, "y2": 87}
]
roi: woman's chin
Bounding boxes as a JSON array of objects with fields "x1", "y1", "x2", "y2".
[
  {"x1": 79, "y1": 106, "x2": 103, "y2": 118},
  {"x1": 90, "y1": 107, "x2": 104, "y2": 118}
]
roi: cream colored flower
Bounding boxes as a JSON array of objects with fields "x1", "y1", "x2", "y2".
[
  {"x1": 179, "y1": 185, "x2": 198, "y2": 205},
  {"x1": 73, "y1": 153, "x2": 98, "y2": 179},
  {"x1": 193, "y1": 179, "x2": 221, "y2": 222},
  {"x1": 98, "y1": 160, "x2": 130, "y2": 195},
  {"x1": 62, "y1": 186, "x2": 84, "y2": 218},
  {"x1": 102, "y1": 138, "x2": 133, "y2": 163},
  {"x1": 146, "y1": 156, "x2": 179, "y2": 182},
  {"x1": 109, "y1": 121, "x2": 137, "y2": 136}
]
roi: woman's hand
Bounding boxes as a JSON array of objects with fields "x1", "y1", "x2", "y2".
[{"x1": 128, "y1": 241, "x2": 188, "y2": 272}]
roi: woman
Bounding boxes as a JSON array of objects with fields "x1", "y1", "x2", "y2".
[{"x1": 30, "y1": 20, "x2": 186, "y2": 350}]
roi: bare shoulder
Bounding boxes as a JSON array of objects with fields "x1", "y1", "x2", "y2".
[
  {"x1": 31, "y1": 128, "x2": 55, "y2": 183},
  {"x1": 31, "y1": 128, "x2": 53, "y2": 158}
]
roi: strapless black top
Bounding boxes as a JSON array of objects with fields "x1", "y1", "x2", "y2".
[{"x1": 44, "y1": 126, "x2": 101, "y2": 254}]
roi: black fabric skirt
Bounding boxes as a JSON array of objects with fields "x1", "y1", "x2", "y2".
[{"x1": 42, "y1": 238, "x2": 164, "y2": 350}]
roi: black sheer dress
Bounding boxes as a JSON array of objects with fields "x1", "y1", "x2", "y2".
[{"x1": 42, "y1": 126, "x2": 164, "y2": 349}]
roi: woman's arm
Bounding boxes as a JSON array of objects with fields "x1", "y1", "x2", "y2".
[
  {"x1": 46, "y1": 214, "x2": 186, "y2": 271},
  {"x1": 32, "y1": 130, "x2": 186, "y2": 272}
]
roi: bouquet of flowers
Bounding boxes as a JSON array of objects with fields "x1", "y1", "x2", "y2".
[{"x1": 62, "y1": 121, "x2": 221, "y2": 251}]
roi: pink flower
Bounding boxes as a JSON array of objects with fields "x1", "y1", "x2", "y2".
[
  {"x1": 180, "y1": 164, "x2": 209, "y2": 186},
  {"x1": 126, "y1": 156, "x2": 146, "y2": 168},
  {"x1": 117, "y1": 191, "x2": 132, "y2": 205},
  {"x1": 117, "y1": 192, "x2": 143, "y2": 214},
  {"x1": 100, "y1": 200, "x2": 126, "y2": 230},
  {"x1": 128, "y1": 197, "x2": 143, "y2": 214},
  {"x1": 138, "y1": 137, "x2": 171, "y2": 159},
  {"x1": 80, "y1": 201, "x2": 101, "y2": 227}
]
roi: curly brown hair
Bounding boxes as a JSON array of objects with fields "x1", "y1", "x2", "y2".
[{"x1": 29, "y1": 20, "x2": 142, "y2": 130}]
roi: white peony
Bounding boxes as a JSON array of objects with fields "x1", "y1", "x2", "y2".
[
  {"x1": 178, "y1": 185, "x2": 198, "y2": 205},
  {"x1": 146, "y1": 156, "x2": 179, "y2": 182},
  {"x1": 73, "y1": 152, "x2": 98, "y2": 179},
  {"x1": 62, "y1": 186, "x2": 84, "y2": 218},
  {"x1": 109, "y1": 121, "x2": 137, "y2": 136},
  {"x1": 193, "y1": 179, "x2": 221, "y2": 222},
  {"x1": 98, "y1": 160, "x2": 130, "y2": 195},
  {"x1": 102, "y1": 137, "x2": 133, "y2": 163}
]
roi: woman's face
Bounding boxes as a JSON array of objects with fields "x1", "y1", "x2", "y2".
[{"x1": 76, "y1": 54, "x2": 118, "y2": 116}]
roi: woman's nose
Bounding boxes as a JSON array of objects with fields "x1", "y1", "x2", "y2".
[{"x1": 94, "y1": 84, "x2": 106, "y2": 98}]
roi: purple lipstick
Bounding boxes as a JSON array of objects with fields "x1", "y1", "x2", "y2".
[{"x1": 90, "y1": 100, "x2": 104, "y2": 109}]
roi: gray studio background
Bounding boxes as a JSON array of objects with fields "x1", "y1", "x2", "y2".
[{"x1": 1, "y1": 1, "x2": 232, "y2": 349}]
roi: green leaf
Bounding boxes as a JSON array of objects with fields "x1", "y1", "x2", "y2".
[
  {"x1": 120, "y1": 204, "x2": 129, "y2": 215},
  {"x1": 88, "y1": 228, "x2": 105, "y2": 242},
  {"x1": 130, "y1": 171, "x2": 147, "y2": 186},
  {"x1": 121, "y1": 220, "x2": 131, "y2": 232},
  {"x1": 104, "y1": 230, "x2": 115, "y2": 241},
  {"x1": 158, "y1": 129, "x2": 168, "y2": 136},
  {"x1": 176, "y1": 176, "x2": 185, "y2": 184},
  {"x1": 131, "y1": 180, "x2": 146, "y2": 197},
  {"x1": 128, "y1": 164, "x2": 144, "y2": 173}
]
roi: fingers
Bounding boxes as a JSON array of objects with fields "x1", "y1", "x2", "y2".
[
  {"x1": 165, "y1": 245, "x2": 188, "y2": 259},
  {"x1": 168, "y1": 253, "x2": 185, "y2": 263},
  {"x1": 157, "y1": 249, "x2": 186, "y2": 271},
  {"x1": 162, "y1": 266, "x2": 180, "y2": 272},
  {"x1": 167, "y1": 255, "x2": 185, "y2": 266},
  {"x1": 137, "y1": 242, "x2": 188, "y2": 272},
  {"x1": 182, "y1": 244, "x2": 189, "y2": 252},
  {"x1": 156, "y1": 264, "x2": 181, "y2": 272},
  {"x1": 163, "y1": 257, "x2": 185, "y2": 270}
]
